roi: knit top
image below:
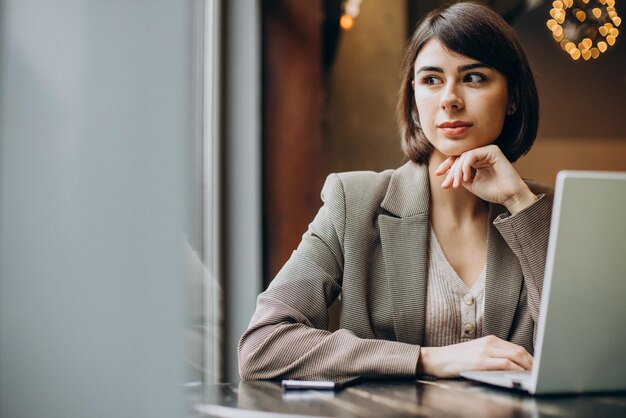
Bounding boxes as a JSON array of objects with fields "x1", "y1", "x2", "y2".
[{"x1": 424, "y1": 228, "x2": 486, "y2": 347}]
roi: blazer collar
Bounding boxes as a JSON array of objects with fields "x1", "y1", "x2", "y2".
[{"x1": 380, "y1": 161, "x2": 430, "y2": 218}]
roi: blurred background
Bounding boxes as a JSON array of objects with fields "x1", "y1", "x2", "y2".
[{"x1": 1, "y1": 0, "x2": 624, "y2": 417}]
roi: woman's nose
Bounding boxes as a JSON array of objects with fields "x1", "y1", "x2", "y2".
[{"x1": 440, "y1": 84, "x2": 464, "y2": 111}]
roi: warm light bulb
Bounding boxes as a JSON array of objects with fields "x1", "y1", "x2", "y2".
[
  {"x1": 554, "y1": 25, "x2": 564, "y2": 36},
  {"x1": 339, "y1": 14, "x2": 354, "y2": 30}
]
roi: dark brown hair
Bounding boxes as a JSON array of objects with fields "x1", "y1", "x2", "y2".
[{"x1": 397, "y1": 1, "x2": 539, "y2": 164}]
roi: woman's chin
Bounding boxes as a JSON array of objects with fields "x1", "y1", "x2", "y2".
[
  {"x1": 436, "y1": 146, "x2": 465, "y2": 159},
  {"x1": 436, "y1": 141, "x2": 485, "y2": 158}
]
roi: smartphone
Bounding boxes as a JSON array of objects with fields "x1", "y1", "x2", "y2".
[{"x1": 281, "y1": 376, "x2": 360, "y2": 391}]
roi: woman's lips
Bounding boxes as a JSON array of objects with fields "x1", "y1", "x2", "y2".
[{"x1": 438, "y1": 121, "x2": 472, "y2": 137}]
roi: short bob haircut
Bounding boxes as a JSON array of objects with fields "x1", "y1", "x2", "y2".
[{"x1": 397, "y1": 1, "x2": 539, "y2": 164}]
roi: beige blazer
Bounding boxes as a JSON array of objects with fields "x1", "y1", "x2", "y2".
[{"x1": 239, "y1": 161, "x2": 553, "y2": 381}]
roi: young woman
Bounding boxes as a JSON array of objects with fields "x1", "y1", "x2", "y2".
[{"x1": 239, "y1": 1, "x2": 552, "y2": 380}]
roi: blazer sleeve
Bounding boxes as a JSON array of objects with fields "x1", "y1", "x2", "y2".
[
  {"x1": 238, "y1": 174, "x2": 421, "y2": 381},
  {"x1": 493, "y1": 191, "x2": 552, "y2": 342}
]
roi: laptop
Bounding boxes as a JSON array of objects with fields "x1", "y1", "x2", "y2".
[{"x1": 461, "y1": 170, "x2": 626, "y2": 395}]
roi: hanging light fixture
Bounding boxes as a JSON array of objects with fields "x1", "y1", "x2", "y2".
[{"x1": 547, "y1": 0, "x2": 621, "y2": 61}]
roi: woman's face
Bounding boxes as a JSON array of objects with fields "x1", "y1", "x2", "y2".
[{"x1": 413, "y1": 39, "x2": 510, "y2": 162}]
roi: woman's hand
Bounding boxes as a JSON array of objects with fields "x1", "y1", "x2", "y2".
[
  {"x1": 434, "y1": 145, "x2": 537, "y2": 214},
  {"x1": 417, "y1": 335, "x2": 533, "y2": 378}
]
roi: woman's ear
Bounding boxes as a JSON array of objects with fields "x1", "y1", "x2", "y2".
[{"x1": 507, "y1": 102, "x2": 517, "y2": 115}]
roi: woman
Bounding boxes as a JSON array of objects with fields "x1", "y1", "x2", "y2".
[{"x1": 239, "y1": 1, "x2": 552, "y2": 380}]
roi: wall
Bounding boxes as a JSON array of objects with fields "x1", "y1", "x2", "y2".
[
  {"x1": 326, "y1": 0, "x2": 407, "y2": 173},
  {"x1": 262, "y1": 0, "x2": 326, "y2": 284}
]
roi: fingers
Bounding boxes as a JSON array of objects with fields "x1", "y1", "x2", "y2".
[
  {"x1": 437, "y1": 148, "x2": 495, "y2": 190},
  {"x1": 434, "y1": 157, "x2": 455, "y2": 176},
  {"x1": 482, "y1": 336, "x2": 534, "y2": 370},
  {"x1": 453, "y1": 156, "x2": 463, "y2": 187},
  {"x1": 439, "y1": 158, "x2": 456, "y2": 189},
  {"x1": 461, "y1": 153, "x2": 477, "y2": 183},
  {"x1": 443, "y1": 158, "x2": 461, "y2": 189},
  {"x1": 482, "y1": 358, "x2": 526, "y2": 372},
  {"x1": 439, "y1": 154, "x2": 475, "y2": 189},
  {"x1": 488, "y1": 344, "x2": 534, "y2": 370}
]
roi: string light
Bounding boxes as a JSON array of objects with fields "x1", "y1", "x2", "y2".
[
  {"x1": 340, "y1": 0, "x2": 363, "y2": 31},
  {"x1": 547, "y1": 0, "x2": 621, "y2": 61},
  {"x1": 339, "y1": 14, "x2": 354, "y2": 30}
]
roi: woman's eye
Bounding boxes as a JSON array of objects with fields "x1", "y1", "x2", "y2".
[
  {"x1": 423, "y1": 76, "x2": 442, "y2": 85},
  {"x1": 464, "y1": 73, "x2": 486, "y2": 83}
]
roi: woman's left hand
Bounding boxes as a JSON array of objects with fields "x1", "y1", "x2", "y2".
[{"x1": 434, "y1": 144, "x2": 538, "y2": 215}]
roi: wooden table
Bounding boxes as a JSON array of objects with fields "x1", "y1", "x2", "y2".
[{"x1": 193, "y1": 379, "x2": 626, "y2": 417}]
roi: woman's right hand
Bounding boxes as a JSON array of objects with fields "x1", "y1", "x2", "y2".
[{"x1": 417, "y1": 335, "x2": 533, "y2": 378}]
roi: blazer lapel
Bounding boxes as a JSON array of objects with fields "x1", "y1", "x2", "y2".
[
  {"x1": 484, "y1": 204, "x2": 524, "y2": 340},
  {"x1": 379, "y1": 162, "x2": 430, "y2": 345},
  {"x1": 379, "y1": 214, "x2": 429, "y2": 345}
]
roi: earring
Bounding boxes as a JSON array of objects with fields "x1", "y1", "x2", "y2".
[{"x1": 507, "y1": 103, "x2": 517, "y2": 115}]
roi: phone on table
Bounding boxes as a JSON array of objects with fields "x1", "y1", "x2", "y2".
[{"x1": 281, "y1": 376, "x2": 361, "y2": 391}]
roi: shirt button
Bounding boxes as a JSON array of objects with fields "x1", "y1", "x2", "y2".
[
  {"x1": 463, "y1": 324, "x2": 475, "y2": 335},
  {"x1": 463, "y1": 294, "x2": 475, "y2": 306}
]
